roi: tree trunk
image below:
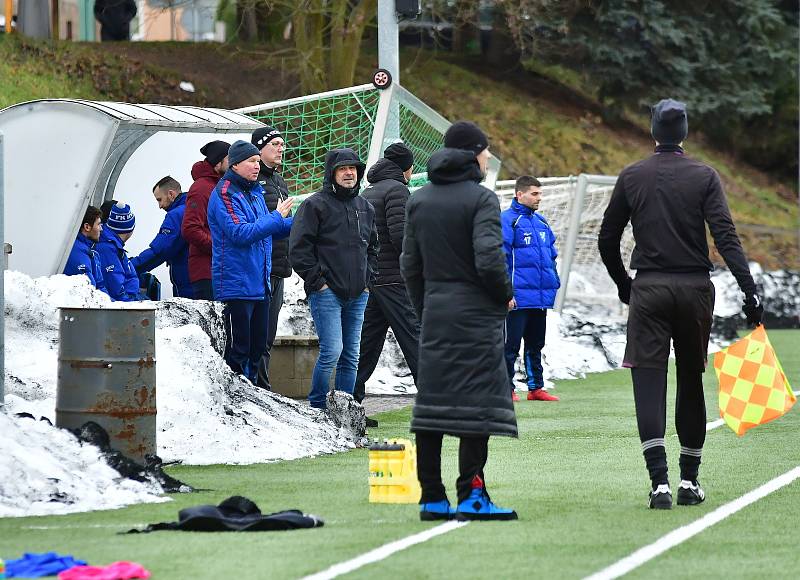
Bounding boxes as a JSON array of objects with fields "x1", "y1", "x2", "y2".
[
  {"x1": 293, "y1": 0, "x2": 326, "y2": 94},
  {"x1": 328, "y1": 0, "x2": 377, "y2": 89},
  {"x1": 237, "y1": 0, "x2": 258, "y2": 41}
]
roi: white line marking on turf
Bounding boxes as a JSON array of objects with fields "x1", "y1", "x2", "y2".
[
  {"x1": 706, "y1": 418, "x2": 725, "y2": 431},
  {"x1": 584, "y1": 465, "x2": 800, "y2": 580},
  {"x1": 301, "y1": 520, "x2": 468, "y2": 580}
]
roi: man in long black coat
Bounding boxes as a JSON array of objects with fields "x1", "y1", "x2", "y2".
[
  {"x1": 94, "y1": 0, "x2": 137, "y2": 41},
  {"x1": 401, "y1": 121, "x2": 518, "y2": 521}
]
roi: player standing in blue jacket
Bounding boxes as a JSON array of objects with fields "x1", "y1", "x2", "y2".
[
  {"x1": 131, "y1": 176, "x2": 193, "y2": 298},
  {"x1": 501, "y1": 175, "x2": 561, "y2": 402},
  {"x1": 208, "y1": 141, "x2": 294, "y2": 384},
  {"x1": 64, "y1": 205, "x2": 109, "y2": 296},
  {"x1": 96, "y1": 202, "x2": 142, "y2": 302}
]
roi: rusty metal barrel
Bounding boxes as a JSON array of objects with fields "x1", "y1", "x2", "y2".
[{"x1": 56, "y1": 307, "x2": 157, "y2": 463}]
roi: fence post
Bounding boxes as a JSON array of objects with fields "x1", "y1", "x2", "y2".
[{"x1": 555, "y1": 173, "x2": 588, "y2": 312}]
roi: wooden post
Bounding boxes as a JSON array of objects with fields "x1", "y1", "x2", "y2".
[
  {"x1": 51, "y1": 0, "x2": 59, "y2": 40},
  {"x1": 4, "y1": 0, "x2": 13, "y2": 33}
]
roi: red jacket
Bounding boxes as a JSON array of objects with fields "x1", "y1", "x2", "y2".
[{"x1": 182, "y1": 160, "x2": 220, "y2": 283}]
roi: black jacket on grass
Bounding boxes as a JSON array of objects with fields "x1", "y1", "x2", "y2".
[
  {"x1": 289, "y1": 148, "x2": 379, "y2": 299},
  {"x1": 598, "y1": 144, "x2": 756, "y2": 296},
  {"x1": 401, "y1": 148, "x2": 517, "y2": 438},
  {"x1": 363, "y1": 158, "x2": 410, "y2": 285},
  {"x1": 258, "y1": 164, "x2": 292, "y2": 279}
]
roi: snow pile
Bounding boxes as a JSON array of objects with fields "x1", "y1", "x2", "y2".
[
  {"x1": 0, "y1": 412, "x2": 169, "y2": 517},
  {"x1": 3, "y1": 271, "x2": 362, "y2": 469}
]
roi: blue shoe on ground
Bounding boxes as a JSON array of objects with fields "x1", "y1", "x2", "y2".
[
  {"x1": 419, "y1": 499, "x2": 456, "y2": 521},
  {"x1": 456, "y1": 485, "x2": 518, "y2": 521}
]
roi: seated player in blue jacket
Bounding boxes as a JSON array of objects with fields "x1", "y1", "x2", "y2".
[
  {"x1": 131, "y1": 176, "x2": 193, "y2": 298},
  {"x1": 501, "y1": 175, "x2": 561, "y2": 402},
  {"x1": 63, "y1": 205, "x2": 108, "y2": 296},
  {"x1": 96, "y1": 202, "x2": 143, "y2": 302}
]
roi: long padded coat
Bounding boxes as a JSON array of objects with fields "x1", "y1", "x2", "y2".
[{"x1": 401, "y1": 148, "x2": 517, "y2": 437}]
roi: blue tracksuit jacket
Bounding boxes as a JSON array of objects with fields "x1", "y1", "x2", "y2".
[
  {"x1": 501, "y1": 199, "x2": 560, "y2": 309},
  {"x1": 131, "y1": 193, "x2": 192, "y2": 298},
  {"x1": 208, "y1": 169, "x2": 292, "y2": 302},
  {"x1": 64, "y1": 233, "x2": 109, "y2": 296}
]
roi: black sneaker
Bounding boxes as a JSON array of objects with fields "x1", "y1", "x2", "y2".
[
  {"x1": 676, "y1": 480, "x2": 705, "y2": 505},
  {"x1": 648, "y1": 484, "x2": 672, "y2": 510},
  {"x1": 365, "y1": 417, "x2": 379, "y2": 428}
]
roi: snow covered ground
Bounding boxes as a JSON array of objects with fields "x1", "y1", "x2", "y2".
[
  {"x1": 0, "y1": 412, "x2": 169, "y2": 517},
  {"x1": 3, "y1": 264, "x2": 793, "y2": 517}
]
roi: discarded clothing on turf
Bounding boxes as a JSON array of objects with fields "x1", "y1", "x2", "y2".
[
  {"x1": 58, "y1": 561, "x2": 150, "y2": 580},
  {"x1": 6, "y1": 552, "x2": 86, "y2": 578},
  {"x1": 127, "y1": 495, "x2": 324, "y2": 533}
]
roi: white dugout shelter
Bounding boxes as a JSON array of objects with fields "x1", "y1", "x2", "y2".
[{"x1": 0, "y1": 99, "x2": 264, "y2": 294}]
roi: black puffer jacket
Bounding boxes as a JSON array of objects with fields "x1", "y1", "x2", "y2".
[
  {"x1": 363, "y1": 158, "x2": 409, "y2": 285},
  {"x1": 257, "y1": 164, "x2": 292, "y2": 279},
  {"x1": 289, "y1": 148, "x2": 379, "y2": 299},
  {"x1": 401, "y1": 148, "x2": 516, "y2": 438}
]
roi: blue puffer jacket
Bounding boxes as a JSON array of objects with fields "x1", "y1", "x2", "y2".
[
  {"x1": 96, "y1": 228, "x2": 140, "y2": 302},
  {"x1": 64, "y1": 233, "x2": 109, "y2": 296},
  {"x1": 501, "y1": 199, "x2": 560, "y2": 309},
  {"x1": 131, "y1": 193, "x2": 192, "y2": 298},
  {"x1": 208, "y1": 169, "x2": 293, "y2": 302}
]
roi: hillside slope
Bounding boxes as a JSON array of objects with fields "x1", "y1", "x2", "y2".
[{"x1": 1, "y1": 36, "x2": 796, "y2": 268}]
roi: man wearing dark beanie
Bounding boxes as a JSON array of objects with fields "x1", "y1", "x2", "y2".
[
  {"x1": 401, "y1": 121, "x2": 518, "y2": 521},
  {"x1": 252, "y1": 125, "x2": 292, "y2": 391},
  {"x1": 182, "y1": 140, "x2": 230, "y2": 300},
  {"x1": 599, "y1": 98, "x2": 762, "y2": 510},
  {"x1": 208, "y1": 140, "x2": 295, "y2": 384},
  {"x1": 354, "y1": 143, "x2": 421, "y2": 425}
]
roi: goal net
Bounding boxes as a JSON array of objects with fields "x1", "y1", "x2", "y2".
[{"x1": 235, "y1": 83, "x2": 500, "y2": 198}]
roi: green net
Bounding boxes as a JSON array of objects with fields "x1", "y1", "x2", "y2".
[
  {"x1": 246, "y1": 88, "x2": 382, "y2": 196},
  {"x1": 242, "y1": 85, "x2": 465, "y2": 197}
]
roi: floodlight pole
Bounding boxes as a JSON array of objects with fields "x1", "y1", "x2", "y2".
[{"x1": 377, "y1": 0, "x2": 401, "y2": 146}]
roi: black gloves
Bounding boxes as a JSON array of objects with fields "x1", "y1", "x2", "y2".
[
  {"x1": 742, "y1": 294, "x2": 764, "y2": 327},
  {"x1": 617, "y1": 276, "x2": 633, "y2": 305}
]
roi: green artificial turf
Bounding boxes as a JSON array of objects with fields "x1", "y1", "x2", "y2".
[{"x1": 1, "y1": 330, "x2": 797, "y2": 579}]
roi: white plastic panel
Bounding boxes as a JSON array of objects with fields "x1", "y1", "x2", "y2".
[{"x1": 0, "y1": 101, "x2": 116, "y2": 277}]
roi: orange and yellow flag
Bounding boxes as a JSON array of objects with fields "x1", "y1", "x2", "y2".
[{"x1": 713, "y1": 325, "x2": 795, "y2": 436}]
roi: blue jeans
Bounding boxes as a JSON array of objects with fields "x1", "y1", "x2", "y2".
[
  {"x1": 308, "y1": 288, "x2": 369, "y2": 408},
  {"x1": 504, "y1": 308, "x2": 547, "y2": 392}
]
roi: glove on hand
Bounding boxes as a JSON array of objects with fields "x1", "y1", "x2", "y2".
[
  {"x1": 617, "y1": 276, "x2": 633, "y2": 305},
  {"x1": 742, "y1": 294, "x2": 764, "y2": 327}
]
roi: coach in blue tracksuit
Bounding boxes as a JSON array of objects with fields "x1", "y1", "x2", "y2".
[
  {"x1": 131, "y1": 176, "x2": 192, "y2": 298},
  {"x1": 64, "y1": 205, "x2": 109, "y2": 296},
  {"x1": 502, "y1": 175, "x2": 561, "y2": 402},
  {"x1": 208, "y1": 140, "x2": 294, "y2": 384},
  {"x1": 96, "y1": 202, "x2": 142, "y2": 302}
]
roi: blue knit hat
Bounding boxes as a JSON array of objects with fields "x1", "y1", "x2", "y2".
[
  {"x1": 107, "y1": 202, "x2": 135, "y2": 233},
  {"x1": 228, "y1": 140, "x2": 261, "y2": 166}
]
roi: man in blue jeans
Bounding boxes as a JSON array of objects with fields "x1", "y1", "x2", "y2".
[
  {"x1": 502, "y1": 175, "x2": 561, "y2": 402},
  {"x1": 289, "y1": 148, "x2": 378, "y2": 409}
]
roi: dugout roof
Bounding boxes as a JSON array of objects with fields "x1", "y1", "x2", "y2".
[{"x1": 0, "y1": 99, "x2": 263, "y2": 282}]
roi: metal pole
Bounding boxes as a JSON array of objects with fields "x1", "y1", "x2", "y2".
[
  {"x1": 377, "y1": 0, "x2": 400, "y2": 144},
  {"x1": 554, "y1": 173, "x2": 588, "y2": 312},
  {"x1": 1, "y1": 132, "x2": 5, "y2": 406}
]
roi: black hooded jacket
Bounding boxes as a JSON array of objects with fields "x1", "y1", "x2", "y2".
[
  {"x1": 363, "y1": 158, "x2": 410, "y2": 285},
  {"x1": 289, "y1": 148, "x2": 379, "y2": 299},
  {"x1": 94, "y1": 0, "x2": 137, "y2": 40},
  {"x1": 401, "y1": 148, "x2": 516, "y2": 438},
  {"x1": 257, "y1": 163, "x2": 292, "y2": 279}
]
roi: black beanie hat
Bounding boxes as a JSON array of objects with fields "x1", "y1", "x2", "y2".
[
  {"x1": 252, "y1": 126, "x2": 283, "y2": 150},
  {"x1": 228, "y1": 140, "x2": 261, "y2": 166},
  {"x1": 200, "y1": 140, "x2": 231, "y2": 166},
  {"x1": 651, "y1": 99, "x2": 688, "y2": 145},
  {"x1": 383, "y1": 142, "x2": 414, "y2": 171},
  {"x1": 444, "y1": 121, "x2": 489, "y2": 155}
]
